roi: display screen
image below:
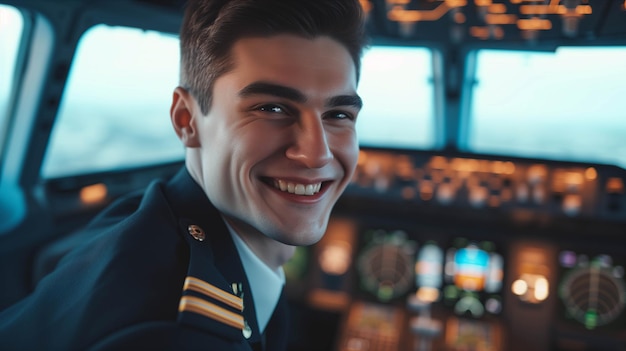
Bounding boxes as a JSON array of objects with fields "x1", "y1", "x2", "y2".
[
  {"x1": 356, "y1": 230, "x2": 504, "y2": 318},
  {"x1": 558, "y1": 250, "x2": 626, "y2": 330},
  {"x1": 442, "y1": 238, "x2": 504, "y2": 317}
]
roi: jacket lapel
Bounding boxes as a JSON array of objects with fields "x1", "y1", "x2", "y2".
[
  {"x1": 263, "y1": 288, "x2": 290, "y2": 351},
  {"x1": 164, "y1": 168, "x2": 263, "y2": 347}
]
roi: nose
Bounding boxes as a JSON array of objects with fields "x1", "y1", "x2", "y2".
[{"x1": 285, "y1": 113, "x2": 333, "y2": 168}]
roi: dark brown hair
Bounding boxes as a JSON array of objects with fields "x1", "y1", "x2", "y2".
[{"x1": 179, "y1": 0, "x2": 367, "y2": 114}]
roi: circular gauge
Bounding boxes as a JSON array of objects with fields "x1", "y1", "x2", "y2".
[
  {"x1": 559, "y1": 265, "x2": 626, "y2": 329},
  {"x1": 357, "y1": 233, "x2": 415, "y2": 302}
]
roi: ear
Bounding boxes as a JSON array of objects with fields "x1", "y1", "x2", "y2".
[{"x1": 170, "y1": 86, "x2": 201, "y2": 148}]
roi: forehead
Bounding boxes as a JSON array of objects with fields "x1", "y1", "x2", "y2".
[{"x1": 226, "y1": 34, "x2": 358, "y2": 95}]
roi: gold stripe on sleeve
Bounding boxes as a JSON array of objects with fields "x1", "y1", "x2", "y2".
[
  {"x1": 183, "y1": 276, "x2": 244, "y2": 311},
  {"x1": 178, "y1": 295, "x2": 244, "y2": 330}
]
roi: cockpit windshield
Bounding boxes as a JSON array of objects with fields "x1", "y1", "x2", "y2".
[{"x1": 463, "y1": 47, "x2": 626, "y2": 169}]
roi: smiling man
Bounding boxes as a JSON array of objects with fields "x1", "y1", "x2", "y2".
[
  {"x1": 174, "y1": 34, "x2": 363, "y2": 262},
  {"x1": 0, "y1": 0, "x2": 366, "y2": 350}
]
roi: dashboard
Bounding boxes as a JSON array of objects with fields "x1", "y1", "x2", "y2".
[{"x1": 284, "y1": 148, "x2": 626, "y2": 351}]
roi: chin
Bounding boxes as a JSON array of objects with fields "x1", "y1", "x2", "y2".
[{"x1": 275, "y1": 227, "x2": 327, "y2": 246}]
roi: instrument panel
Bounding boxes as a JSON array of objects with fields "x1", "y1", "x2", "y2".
[
  {"x1": 285, "y1": 148, "x2": 626, "y2": 351},
  {"x1": 347, "y1": 148, "x2": 626, "y2": 222}
]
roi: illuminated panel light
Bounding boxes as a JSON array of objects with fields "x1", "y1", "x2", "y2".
[
  {"x1": 451, "y1": 157, "x2": 478, "y2": 173},
  {"x1": 388, "y1": 8, "x2": 423, "y2": 22},
  {"x1": 387, "y1": 1, "x2": 467, "y2": 23},
  {"x1": 485, "y1": 14, "x2": 517, "y2": 25},
  {"x1": 492, "y1": 160, "x2": 508, "y2": 174},
  {"x1": 504, "y1": 161, "x2": 516, "y2": 175},
  {"x1": 574, "y1": 5, "x2": 592, "y2": 15},
  {"x1": 430, "y1": 156, "x2": 448, "y2": 170},
  {"x1": 520, "y1": 5, "x2": 566, "y2": 15},
  {"x1": 584, "y1": 167, "x2": 597, "y2": 181},
  {"x1": 454, "y1": 11, "x2": 466, "y2": 23},
  {"x1": 319, "y1": 241, "x2": 352, "y2": 275},
  {"x1": 416, "y1": 287, "x2": 440, "y2": 303},
  {"x1": 488, "y1": 3, "x2": 507, "y2": 13},
  {"x1": 517, "y1": 18, "x2": 552, "y2": 31},
  {"x1": 420, "y1": 181, "x2": 434, "y2": 201},
  {"x1": 445, "y1": 0, "x2": 467, "y2": 8},
  {"x1": 562, "y1": 194, "x2": 582, "y2": 216},
  {"x1": 533, "y1": 276, "x2": 549, "y2": 301},
  {"x1": 607, "y1": 177, "x2": 624, "y2": 193},
  {"x1": 512, "y1": 273, "x2": 550, "y2": 303},
  {"x1": 527, "y1": 164, "x2": 548, "y2": 184},
  {"x1": 80, "y1": 183, "x2": 107, "y2": 204},
  {"x1": 396, "y1": 156, "x2": 415, "y2": 179},
  {"x1": 511, "y1": 279, "x2": 528, "y2": 296},
  {"x1": 565, "y1": 172, "x2": 584, "y2": 188},
  {"x1": 520, "y1": 4, "x2": 592, "y2": 15},
  {"x1": 474, "y1": 0, "x2": 492, "y2": 7}
]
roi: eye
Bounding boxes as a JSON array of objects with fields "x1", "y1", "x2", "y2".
[
  {"x1": 258, "y1": 104, "x2": 286, "y2": 114},
  {"x1": 325, "y1": 110, "x2": 355, "y2": 121}
]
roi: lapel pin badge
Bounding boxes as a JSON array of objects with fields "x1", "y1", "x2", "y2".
[{"x1": 188, "y1": 224, "x2": 205, "y2": 241}]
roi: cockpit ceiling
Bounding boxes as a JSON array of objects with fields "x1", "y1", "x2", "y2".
[
  {"x1": 130, "y1": 0, "x2": 626, "y2": 44},
  {"x1": 360, "y1": 0, "x2": 626, "y2": 44}
]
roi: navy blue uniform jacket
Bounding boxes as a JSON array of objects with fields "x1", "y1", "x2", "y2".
[{"x1": 0, "y1": 168, "x2": 289, "y2": 350}]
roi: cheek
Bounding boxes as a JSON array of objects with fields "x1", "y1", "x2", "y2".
[
  {"x1": 235, "y1": 126, "x2": 284, "y2": 158},
  {"x1": 331, "y1": 131, "x2": 359, "y2": 172}
]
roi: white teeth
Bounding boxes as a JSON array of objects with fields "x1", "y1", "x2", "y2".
[
  {"x1": 295, "y1": 184, "x2": 305, "y2": 195},
  {"x1": 272, "y1": 179, "x2": 322, "y2": 196}
]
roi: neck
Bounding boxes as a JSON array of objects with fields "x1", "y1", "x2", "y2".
[{"x1": 223, "y1": 217, "x2": 296, "y2": 271}]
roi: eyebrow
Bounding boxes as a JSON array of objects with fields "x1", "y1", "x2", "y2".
[{"x1": 238, "y1": 81, "x2": 362, "y2": 110}]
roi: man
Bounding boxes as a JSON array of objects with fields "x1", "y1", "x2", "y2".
[{"x1": 0, "y1": 0, "x2": 366, "y2": 350}]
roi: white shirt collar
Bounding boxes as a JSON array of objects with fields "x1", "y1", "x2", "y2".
[{"x1": 226, "y1": 224, "x2": 285, "y2": 334}]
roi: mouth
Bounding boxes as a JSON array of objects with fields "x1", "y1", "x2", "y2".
[{"x1": 272, "y1": 179, "x2": 323, "y2": 196}]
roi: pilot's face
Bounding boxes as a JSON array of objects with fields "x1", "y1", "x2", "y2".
[{"x1": 193, "y1": 35, "x2": 361, "y2": 246}]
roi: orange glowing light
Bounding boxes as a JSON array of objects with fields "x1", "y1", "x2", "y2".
[
  {"x1": 445, "y1": 0, "x2": 467, "y2": 8},
  {"x1": 607, "y1": 177, "x2": 624, "y2": 193},
  {"x1": 488, "y1": 3, "x2": 507, "y2": 13},
  {"x1": 416, "y1": 287, "x2": 440, "y2": 303},
  {"x1": 454, "y1": 11, "x2": 466, "y2": 23},
  {"x1": 485, "y1": 14, "x2": 517, "y2": 25},
  {"x1": 318, "y1": 241, "x2": 352, "y2": 275},
  {"x1": 584, "y1": 167, "x2": 597, "y2": 180},
  {"x1": 520, "y1": 5, "x2": 565, "y2": 15},
  {"x1": 575, "y1": 5, "x2": 592, "y2": 15},
  {"x1": 80, "y1": 183, "x2": 107, "y2": 204},
  {"x1": 388, "y1": 1, "x2": 455, "y2": 22},
  {"x1": 430, "y1": 156, "x2": 448, "y2": 170},
  {"x1": 420, "y1": 181, "x2": 434, "y2": 201},
  {"x1": 517, "y1": 18, "x2": 552, "y2": 31},
  {"x1": 503, "y1": 162, "x2": 516, "y2": 175},
  {"x1": 455, "y1": 274, "x2": 485, "y2": 291},
  {"x1": 564, "y1": 172, "x2": 583, "y2": 186},
  {"x1": 470, "y1": 26, "x2": 489, "y2": 39}
]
